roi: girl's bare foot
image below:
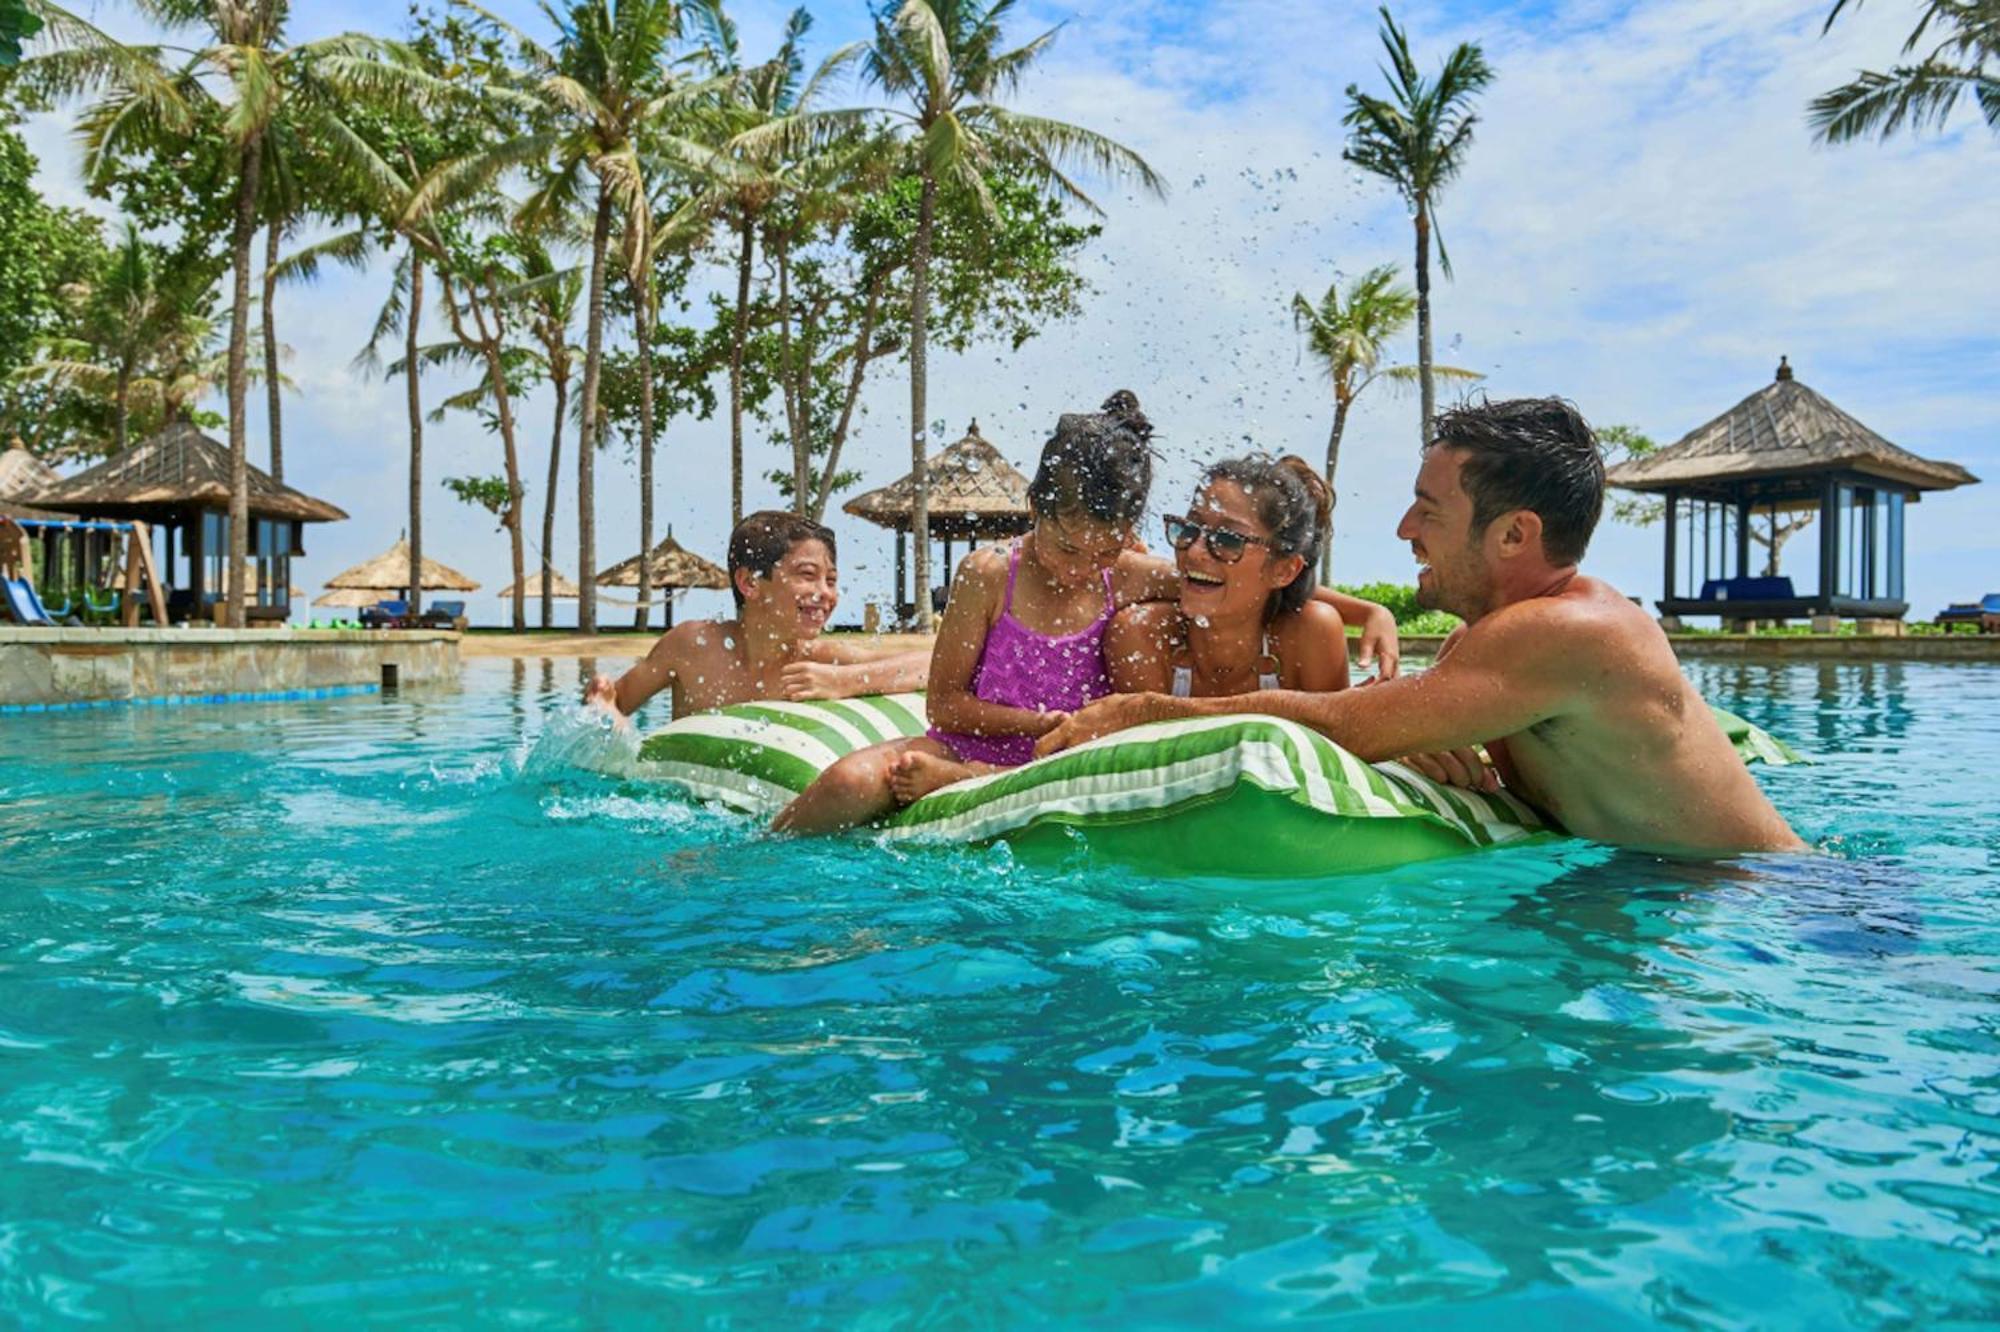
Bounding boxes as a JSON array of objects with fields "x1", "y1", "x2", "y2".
[{"x1": 889, "y1": 750, "x2": 976, "y2": 805}]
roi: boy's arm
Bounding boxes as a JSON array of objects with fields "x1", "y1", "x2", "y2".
[
  {"x1": 784, "y1": 643, "x2": 932, "y2": 699},
  {"x1": 585, "y1": 627, "x2": 682, "y2": 717}
]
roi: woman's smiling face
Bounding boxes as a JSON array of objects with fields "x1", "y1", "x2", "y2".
[{"x1": 1174, "y1": 478, "x2": 1301, "y2": 623}]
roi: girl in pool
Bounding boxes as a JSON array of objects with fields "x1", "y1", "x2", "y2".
[
  {"x1": 1104, "y1": 454, "x2": 1350, "y2": 700},
  {"x1": 773, "y1": 391, "x2": 1167, "y2": 834}
]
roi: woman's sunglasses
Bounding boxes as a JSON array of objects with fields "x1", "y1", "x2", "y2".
[{"x1": 1163, "y1": 514, "x2": 1272, "y2": 564}]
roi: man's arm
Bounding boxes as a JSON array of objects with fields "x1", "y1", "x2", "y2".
[{"x1": 1039, "y1": 608, "x2": 1570, "y2": 760}]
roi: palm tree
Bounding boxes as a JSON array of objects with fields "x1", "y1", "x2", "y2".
[
  {"x1": 746, "y1": 0, "x2": 1164, "y2": 630},
  {"x1": 688, "y1": 3, "x2": 858, "y2": 528},
  {"x1": 1343, "y1": 6, "x2": 1492, "y2": 449},
  {"x1": 1811, "y1": 0, "x2": 1998, "y2": 142},
  {"x1": 1290, "y1": 263, "x2": 1481, "y2": 580},
  {"x1": 25, "y1": 1, "x2": 433, "y2": 625},
  {"x1": 452, "y1": 0, "x2": 720, "y2": 634}
]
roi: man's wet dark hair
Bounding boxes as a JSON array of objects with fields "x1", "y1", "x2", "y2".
[
  {"x1": 1028, "y1": 390, "x2": 1155, "y2": 526},
  {"x1": 1430, "y1": 397, "x2": 1604, "y2": 566},
  {"x1": 1200, "y1": 454, "x2": 1332, "y2": 620},
  {"x1": 727, "y1": 510, "x2": 836, "y2": 609}
]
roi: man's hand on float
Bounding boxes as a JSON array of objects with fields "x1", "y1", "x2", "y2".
[
  {"x1": 1354, "y1": 603, "x2": 1401, "y2": 681},
  {"x1": 1035, "y1": 693, "x2": 1183, "y2": 758},
  {"x1": 1397, "y1": 745, "x2": 1499, "y2": 793}
]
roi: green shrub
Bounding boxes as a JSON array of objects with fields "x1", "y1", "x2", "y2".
[{"x1": 1335, "y1": 582, "x2": 1461, "y2": 634}]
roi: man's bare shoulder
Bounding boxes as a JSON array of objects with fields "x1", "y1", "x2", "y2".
[{"x1": 1465, "y1": 577, "x2": 1657, "y2": 658}]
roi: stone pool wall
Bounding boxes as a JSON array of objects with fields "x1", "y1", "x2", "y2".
[{"x1": 0, "y1": 628, "x2": 460, "y2": 707}]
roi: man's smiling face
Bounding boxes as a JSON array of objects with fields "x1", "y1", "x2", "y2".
[{"x1": 1396, "y1": 446, "x2": 1492, "y2": 619}]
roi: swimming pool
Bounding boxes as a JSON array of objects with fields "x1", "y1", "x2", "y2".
[{"x1": 2, "y1": 657, "x2": 1994, "y2": 1327}]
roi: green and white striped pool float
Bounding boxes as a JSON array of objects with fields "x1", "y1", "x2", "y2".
[{"x1": 636, "y1": 693, "x2": 1802, "y2": 878}]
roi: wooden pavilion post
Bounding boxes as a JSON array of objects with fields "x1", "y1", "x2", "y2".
[
  {"x1": 1735, "y1": 495, "x2": 1752, "y2": 580},
  {"x1": 1662, "y1": 491, "x2": 1678, "y2": 605}
]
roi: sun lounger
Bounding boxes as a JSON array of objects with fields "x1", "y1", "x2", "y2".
[{"x1": 1934, "y1": 593, "x2": 2000, "y2": 632}]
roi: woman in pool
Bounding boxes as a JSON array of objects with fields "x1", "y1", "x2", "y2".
[{"x1": 1105, "y1": 454, "x2": 1349, "y2": 700}]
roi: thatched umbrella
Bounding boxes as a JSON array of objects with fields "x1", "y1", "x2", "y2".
[
  {"x1": 322, "y1": 535, "x2": 479, "y2": 601},
  {"x1": 499, "y1": 568, "x2": 580, "y2": 600},
  {"x1": 845, "y1": 419, "x2": 1032, "y2": 619},
  {"x1": 596, "y1": 534, "x2": 726, "y2": 628},
  {"x1": 0, "y1": 446, "x2": 60, "y2": 502}
]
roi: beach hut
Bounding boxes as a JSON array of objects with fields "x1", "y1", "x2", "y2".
[
  {"x1": 844, "y1": 420, "x2": 1033, "y2": 622},
  {"x1": 595, "y1": 534, "x2": 726, "y2": 628},
  {"x1": 498, "y1": 569, "x2": 580, "y2": 600},
  {"x1": 31, "y1": 420, "x2": 347, "y2": 623},
  {"x1": 0, "y1": 445, "x2": 63, "y2": 519},
  {"x1": 1606, "y1": 359, "x2": 1979, "y2": 628},
  {"x1": 319, "y1": 535, "x2": 479, "y2": 626}
]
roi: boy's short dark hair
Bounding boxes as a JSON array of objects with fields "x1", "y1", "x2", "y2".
[
  {"x1": 728, "y1": 510, "x2": 836, "y2": 608},
  {"x1": 1431, "y1": 397, "x2": 1605, "y2": 566}
]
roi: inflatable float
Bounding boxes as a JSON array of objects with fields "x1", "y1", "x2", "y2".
[{"x1": 636, "y1": 694, "x2": 1803, "y2": 878}]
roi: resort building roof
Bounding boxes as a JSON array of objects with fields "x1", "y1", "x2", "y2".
[
  {"x1": 1605, "y1": 358, "x2": 1979, "y2": 497},
  {"x1": 0, "y1": 446, "x2": 65, "y2": 520},
  {"x1": 31, "y1": 421, "x2": 349, "y2": 522},
  {"x1": 323, "y1": 536, "x2": 480, "y2": 594},
  {"x1": 595, "y1": 534, "x2": 727, "y2": 590},
  {"x1": 843, "y1": 421, "x2": 1034, "y2": 539}
]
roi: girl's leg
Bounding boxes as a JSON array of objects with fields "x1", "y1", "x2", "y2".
[
  {"x1": 887, "y1": 749, "x2": 996, "y2": 806},
  {"x1": 771, "y1": 737, "x2": 958, "y2": 836}
]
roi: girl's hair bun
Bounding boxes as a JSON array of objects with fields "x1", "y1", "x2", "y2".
[{"x1": 1099, "y1": 389, "x2": 1152, "y2": 441}]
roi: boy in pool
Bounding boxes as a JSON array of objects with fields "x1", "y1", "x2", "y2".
[{"x1": 584, "y1": 510, "x2": 930, "y2": 720}]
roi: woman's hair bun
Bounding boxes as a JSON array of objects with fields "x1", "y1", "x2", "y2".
[{"x1": 1278, "y1": 455, "x2": 1333, "y2": 532}]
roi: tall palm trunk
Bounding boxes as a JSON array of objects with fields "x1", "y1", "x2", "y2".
[
  {"x1": 224, "y1": 134, "x2": 263, "y2": 629},
  {"x1": 113, "y1": 361, "x2": 131, "y2": 455},
  {"x1": 576, "y1": 182, "x2": 614, "y2": 635},
  {"x1": 263, "y1": 220, "x2": 283, "y2": 482},
  {"x1": 406, "y1": 246, "x2": 425, "y2": 616},
  {"x1": 1321, "y1": 392, "x2": 1351, "y2": 583},
  {"x1": 775, "y1": 234, "x2": 809, "y2": 514},
  {"x1": 541, "y1": 365, "x2": 566, "y2": 629},
  {"x1": 1413, "y1": 202, "x2": 1434, "y2": 447},
  {"x1": 727, "y1": 217, "x2": 753, "y2": 528},
  {"x1": 465, "y1": 279, "x2": 526, "y2": 631},
  {"x1": 908, "y1": 171, "x2": 938, "y2": 632},
  {"x1": 633, "y1": 271, "x2": 656, "y2": 631}
]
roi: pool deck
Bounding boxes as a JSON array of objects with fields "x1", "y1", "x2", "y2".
[{"x1": 0, "y1": 627, "x2": 461, "y2": 709}]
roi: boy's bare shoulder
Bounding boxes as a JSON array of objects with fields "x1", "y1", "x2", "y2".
[{"x1": 651, "y1": 617, "x2": 737, "y2": 660}]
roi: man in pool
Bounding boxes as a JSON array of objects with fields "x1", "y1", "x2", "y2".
[
  {"x1": 584, "y1": 510, "x2": 929, "y2": 719},
  {"x1": 1037, "y1": 398, "x2": 1806, "y2": 858}
]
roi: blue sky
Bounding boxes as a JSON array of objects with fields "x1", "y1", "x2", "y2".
[{"x1": 21, "y1": 0, "x2": 1998, "y2": 626}]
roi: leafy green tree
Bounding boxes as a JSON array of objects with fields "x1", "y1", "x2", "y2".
[
  {"x1": 1812, "y1": 0, "x2": 1999, "y2": 142},
  {"x1": 23, "y1": 0, "x2": 440, "y2": 626},
  {"x1": 32, "y1": 221, "x2": 218, "y2": 452},
  {"x1": 1, "y1": 0, "x2": 43, "y2": 67},
  {"x1": 1290, "y1": 262, "x2": 1479, "y2": 578},
  {"x1": 750, "y1": 0, "x2": 1163, "y2": 630},
  {"x1": 0, "y1": 117, "x2": 112, "y2": 457},
  {"x1": 1343, "y1": 6, "x2": 1493, "y2": 448}
]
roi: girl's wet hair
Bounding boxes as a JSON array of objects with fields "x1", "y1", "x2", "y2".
[
  {"x1": 1200, "y1": 453, "x2": 1332, "y2": 619},
  {"x1": 1028, "y1": 390, "x2": 1154, "y2": 526}
]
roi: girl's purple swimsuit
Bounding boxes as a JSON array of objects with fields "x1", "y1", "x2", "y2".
[{"x1": 927, "y1": 544, "x2": 1116, "y2": 767}]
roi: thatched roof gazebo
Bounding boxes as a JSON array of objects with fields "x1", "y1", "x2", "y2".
[
  {"x1": 1607, "y1": 358, "x2": 1979, "y2": 626},
  {"x1": 0, "y1": 446, "x2": 61, "y2": 518},
  {"x1": 26, "y1": 421, "x2": 347, "y2": 622},
  {"x1": 499, "y1": 568, "x2": 580, "y2": 600},
  {"x1": 596, "y1": 534, "x2": 726, "y2": 628},
  {"x1": 845, "y1": 419, "x2": 1033, "y2": 620},
  {"x1": 321, "y1": 535, "x2": 479, "y2": 605}
]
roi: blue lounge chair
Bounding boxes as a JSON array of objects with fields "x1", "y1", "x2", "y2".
[
  {"x1": 2, "y1": 576, "x2": 56, "y2": 626},
  {"x1": 1935, "y1": 593, "x2": 2000, "y2": 632}
]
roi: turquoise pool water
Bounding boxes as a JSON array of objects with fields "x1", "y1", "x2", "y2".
[{"x1": 1, "y1": 657, "x2": 1995, "y2": 1327}]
